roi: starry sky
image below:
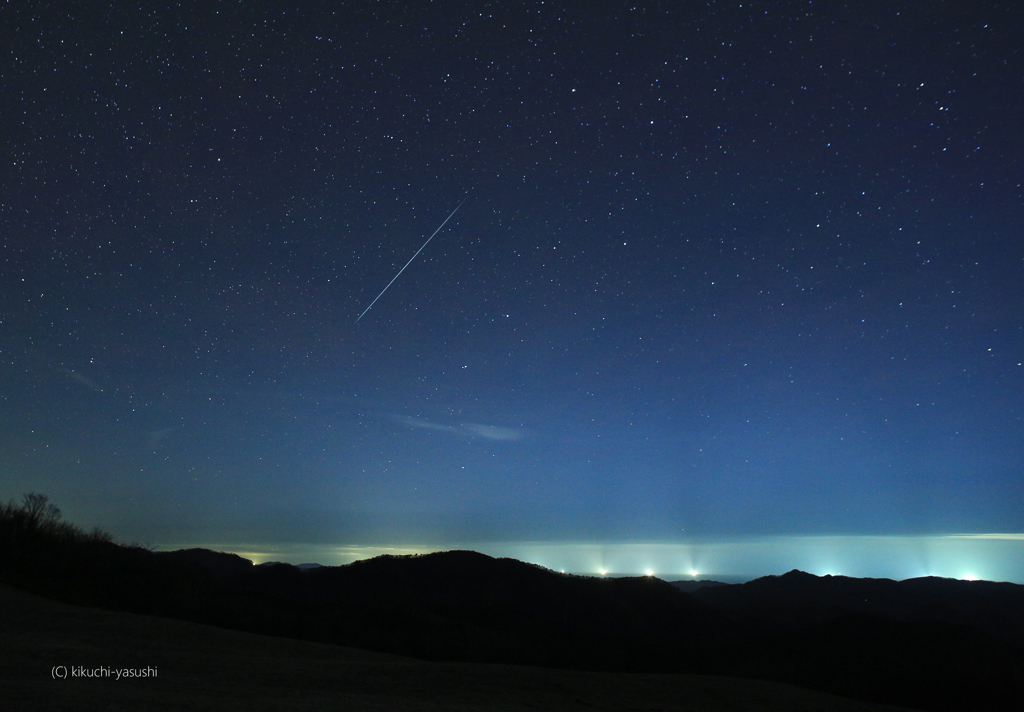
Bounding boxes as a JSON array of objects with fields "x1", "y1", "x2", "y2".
[{"x1": 2, "y1": 2, "x2": 1022, "y2": 579}]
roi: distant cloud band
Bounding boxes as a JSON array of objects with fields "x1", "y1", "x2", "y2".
[
  {"x1": 394, "y1": 416, "x2": 525, "y2": 441},
  {"x1": 945, "y1": 533, "x2": 1024, "y2": 541}
]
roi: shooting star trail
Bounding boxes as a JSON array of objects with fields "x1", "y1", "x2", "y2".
[{"x1": 355, "y1": 198, "x2": 467, "y2": 323}]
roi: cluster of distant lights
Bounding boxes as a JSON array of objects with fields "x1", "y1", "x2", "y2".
[
  {"x1": 577, "y1": 568, "x2": 980, "y2": 581},
  {"x1": 796, "y1": 570, "x2": 980, "y2": 582},
  {"x1": 226, "y1": 541, "x2": 1007, "y2": 583},
  {"x1": 583, "y1": 569, "x2": 700, "y2": 578},
  {"x1": 504, "y1": 537, "x2": 1019, "y2": 583}
]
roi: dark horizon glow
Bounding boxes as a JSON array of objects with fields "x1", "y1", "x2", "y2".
[
  {"x1": 151, "y1": 534, "x2": 1024, "y2": 585},
  {"x1": 2, "y1": 3, "x2": 1022, "y2": 583}
]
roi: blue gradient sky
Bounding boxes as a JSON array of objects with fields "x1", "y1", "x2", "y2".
[{"x1": 2, "y1": 2, "x2": 1022, "y2": 580}]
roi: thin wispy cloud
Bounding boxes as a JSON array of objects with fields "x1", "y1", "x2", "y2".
[
  {"x1": 394, "y1": 416, "x2": 526, "y2": 441},
  {"x1": 946, "y1": 533, "x2": 1024, "y2": 540},
  {"x1": 61, "y1": 368, "x2": 103, "y2": 392},
  {"x1": 462, "y1": 423, "x2": 524, "y2": 441},
  {"x1": 147, "y1": 427, "x2": 180, "y2": 445}
]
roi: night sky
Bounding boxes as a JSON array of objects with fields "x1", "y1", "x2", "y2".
[{"x1": 3, "y1": 2, "x2": 1022, "y2": 581}]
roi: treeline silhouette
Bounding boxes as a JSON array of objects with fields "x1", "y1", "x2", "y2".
[
  {"x1": 3, "y1": 494, "x2": 1023, "y2": 712},
  {"x1": 0, "y1": 493, "x2": 112, "y2": 546}
]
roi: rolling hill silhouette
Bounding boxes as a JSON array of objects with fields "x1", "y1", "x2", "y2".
[{"x1": 2, "y1": 501, "x2": 1022, "y2": 711}]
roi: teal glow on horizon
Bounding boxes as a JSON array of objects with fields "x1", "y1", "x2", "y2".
[{"x1": 164, "y1": 534, "x2": 1024, "y2": 584}]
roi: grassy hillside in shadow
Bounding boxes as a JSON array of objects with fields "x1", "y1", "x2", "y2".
[{"x1": 1, "y1": 582, "x2": 913, "y2": 712}]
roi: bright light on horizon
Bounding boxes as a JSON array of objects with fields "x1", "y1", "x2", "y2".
[{"x1": 158, "y1": 534, "x2": 1024, "y2": 584}]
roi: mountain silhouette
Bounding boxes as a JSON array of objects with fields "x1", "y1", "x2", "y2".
[
  {"x1": 690, "y1": 568, "x2": 1024, "y2": 647},
  {"x1": 3, "y1": 514, "x2": 1022, "y2": 712}
]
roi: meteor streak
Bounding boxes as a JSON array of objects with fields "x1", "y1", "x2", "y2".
[{"x1": 355, "y1": 198, "x2": 467, "y2": 323}]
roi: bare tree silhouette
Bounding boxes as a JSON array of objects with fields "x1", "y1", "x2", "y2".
[{"x1": 20, "y1": 492, "x2": 61, "y2": 534}]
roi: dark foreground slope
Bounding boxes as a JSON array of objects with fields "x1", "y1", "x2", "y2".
[
  {"x1": 0, "y1": 582, "x2": 914, "y2": 712},
  {"x1": 686, "y1": 570, "x2": 1024, "y2": 709},
  {"x1": 231, "y1": 549, "x2": 724, "y2": 670},
  {"x1": 3, "y1": 524, "x2": 1024, "y2": 711},
  {"x1": 690, "y1": 569, "x2": 1024, "y2": 647}
]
